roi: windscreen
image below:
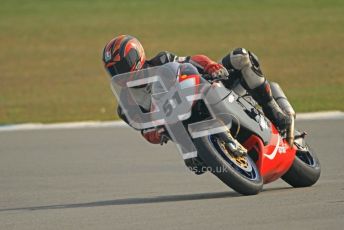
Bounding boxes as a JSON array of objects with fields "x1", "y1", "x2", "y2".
[{"x1": 111, "y1": 62, "x2": 232, "y2": 160}]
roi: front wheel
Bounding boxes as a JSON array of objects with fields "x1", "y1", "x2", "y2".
[
  {"x1": 194, "y1": 134, "x2": 263, "y2": 195},
  {"x1": 282, "y1": 139, "x2": 321, "y2": 187}
]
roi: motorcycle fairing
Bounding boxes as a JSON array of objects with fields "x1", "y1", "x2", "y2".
[
  {"x1": 242, "y1": 125, "x2": 296, "y2": 183},
  {"x1": 208, "y1": 89, "x2": 272, "y2": 144}
]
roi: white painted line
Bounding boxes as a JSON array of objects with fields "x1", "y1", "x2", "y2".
[
  {"x1": 296, "y1": 111, "x2": 344, "y2": 120},
  {"x1": 0, "y1": 111, "x2": 342, "y2": 132},
  {"x1": 0, "y1": 120, "x2": 127, "y2": 132}
]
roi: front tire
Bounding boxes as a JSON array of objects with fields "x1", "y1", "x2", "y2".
[{"x1": 194, "y1": 135, "x2": 263, "y2": 195}]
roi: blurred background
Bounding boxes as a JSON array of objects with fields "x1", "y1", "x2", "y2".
[{"x1": 1, "y1": 0, "x2": 343, "y2": 124}]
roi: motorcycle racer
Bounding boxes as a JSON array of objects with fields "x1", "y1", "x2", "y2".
[{"x1": 102, "y1": 35, "x2": 292, "y2": 144}]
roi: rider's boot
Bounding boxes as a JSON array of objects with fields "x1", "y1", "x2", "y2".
[{"x1": 249, "y1": 80, "x2": 292, "y2": 131}]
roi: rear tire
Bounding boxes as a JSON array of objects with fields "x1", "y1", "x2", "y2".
[
  {"x1": 282, "y1": 144, "x2": 321, "y2": 187},
  {"x1": 194, "y1": 135, "x2": 263, "y2": 195}
]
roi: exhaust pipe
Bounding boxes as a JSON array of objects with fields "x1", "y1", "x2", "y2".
[{"x1": 270, "y1": 82, "x2": 295, "y2": 146}]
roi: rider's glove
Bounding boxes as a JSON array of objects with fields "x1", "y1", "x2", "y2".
[
  {"x1": 141, "y1": 127, "x2": 169, "y2": 145},
  {"x1": 204, "y1": 63, "x2": 229, "y2": 79},
  {"x1": 190, "y1": 55, "x2": 228, "y2": 79}
]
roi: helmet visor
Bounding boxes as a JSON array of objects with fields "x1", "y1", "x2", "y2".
[
  {"x1": 107, "y1": 59, "x2": 132, "y2": 76},
  {"x1": 107, "y1": 49, "x2": 141, "y2": 76}
]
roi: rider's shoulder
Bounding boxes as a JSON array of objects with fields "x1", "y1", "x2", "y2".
[{"x1": 146, "y1": 51, "x2": 178, "y2": 66}]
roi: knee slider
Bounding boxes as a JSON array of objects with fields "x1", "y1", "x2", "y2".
[{"x1": 230, "y1": 48, "x2": 251, "y2": 70}]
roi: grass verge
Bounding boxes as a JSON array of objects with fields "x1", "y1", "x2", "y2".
[{"x1": 1, "y1": 0, "x2": 343, "y2": 124}]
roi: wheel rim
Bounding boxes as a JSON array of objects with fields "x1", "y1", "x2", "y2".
[{"x1": 209, "y1": 135, "x2": 259, "y2": 181}]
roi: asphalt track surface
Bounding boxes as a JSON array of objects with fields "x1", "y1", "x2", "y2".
[{"x1": 1, "y1": 119, "x2": 343, "y2": 230}]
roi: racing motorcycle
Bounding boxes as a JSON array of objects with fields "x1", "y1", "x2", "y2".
[{"x1": 111, "y1": 62, "x2": 321, "y2": 195}]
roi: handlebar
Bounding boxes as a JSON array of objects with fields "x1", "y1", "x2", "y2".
[{"x1": 202, "y1": 73, "x2": 230, "y2": 83}]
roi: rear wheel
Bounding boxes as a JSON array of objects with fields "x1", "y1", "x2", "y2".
[
  {"x1": 282, "y1": 140, "x2": 321, "y2": 187},
  {"x1": 194, "y1": 134, "x2": 263, "y2": 195}
]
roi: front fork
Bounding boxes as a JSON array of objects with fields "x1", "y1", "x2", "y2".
[{"x1": 216, "y1": 131, "x2": 247, "y2": 157}]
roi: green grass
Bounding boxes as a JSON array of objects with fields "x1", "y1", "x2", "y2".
[{"x1": 1, "y1": 0, "x2": 343, "y2": 124}]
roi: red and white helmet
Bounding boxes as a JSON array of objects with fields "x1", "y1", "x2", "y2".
[{"x1": 102, "y1": 35, "x2": 146, "y2": 76}]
